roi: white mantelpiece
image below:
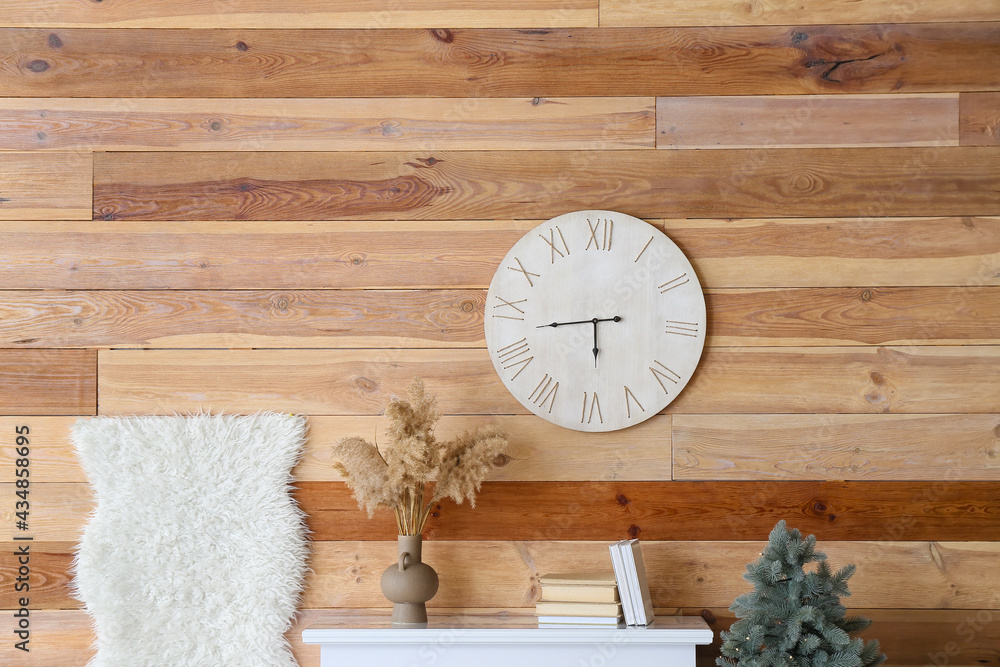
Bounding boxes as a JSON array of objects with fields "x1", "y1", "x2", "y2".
[{"x1": 302, "y1": 610, "x2": 713, "y2": 667}]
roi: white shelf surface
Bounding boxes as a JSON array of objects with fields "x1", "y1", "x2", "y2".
[{"x1": 303, "y1": 610, "x2": 713, "y2": 667}]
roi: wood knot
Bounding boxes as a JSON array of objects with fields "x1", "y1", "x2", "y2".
[
  {"x1": 355, "y1": 376, "x2": 378, "y2": 393},
  {"x1": 491, "y1": 453, "x2": 510, "y2": 467},
  {"x1": 430, "y1": 29, "x2": 454, "y2": 43},
  {"x1": 870, "y1": 371, "x2": 884, "y2": 385},
  {"x1": 275, "y1": 297, "x2": 289, "y2": 310},
  {"x1": 48, "y1": 34, "x2": 63, "y2": 49},
  {"x1": 813, "y1": 501, "x2": 827, "y2": 512},
  {"x1": 26, "y1": 60, "x2": 50, "y2": 73},
  {"x1": 627, "y1": 524, "x2": 641, "y2": 539},
  {"x1": 861, "y1": 289, "x2": 872, "y2": 301},
  {"x1": 235, "y1": 41, "x2": 249, "y2": 51},
  {"x1": 792, "y1": 32, "x2": 808, "y2": 44},
  {"x1": 461, "y1": 300, "x2": 475, "y2": 313},
  {"x1": 531, "y1": 97, "x2": 542, "y2": 106},
  {"x1": 349, "y1": 255, "x2": 365, "y2": 267},
  {"x1": 615, "y1": 494, "x2": 630, "y2": 507}
]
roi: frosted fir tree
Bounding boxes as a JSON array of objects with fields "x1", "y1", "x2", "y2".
[{"x1": 717, "y1": 520, "x2": 886, "y2": 667}]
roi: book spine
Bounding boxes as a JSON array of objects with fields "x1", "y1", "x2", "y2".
[
  {"x1": 609, "y1": 542, "x2": 636, "y2": 625},
  {"x1": 628, "y1": 542, "x2": 656, "y2": 625},
  {"x1": 619, "y1": 541, "x2": 645, "y2": 624}
]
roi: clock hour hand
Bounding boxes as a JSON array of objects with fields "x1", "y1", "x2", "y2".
[{"x1": 592, "y1": 320, "x2": 599, "y2": 367}]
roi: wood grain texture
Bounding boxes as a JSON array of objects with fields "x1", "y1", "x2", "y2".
[
  {"x1": 8, "y1": 540, "x2": 1000, "y2": 610},
  {"x1": 0, "y1": 220, "x2": 530, "y2": 290},
  {"x1": 1, "y1": 217, "x2": 996, "y2": 290},
  {"x1": 0, "y1": 152, "x2": 91, "y2": 220},
  {"x1": 0, "y1": 289, "x2": 486, "y2": 349},
  {"x1": 658, "y1": 94, "x2": 959, "y2": 149},
  {"x1": 601, "y1": 0, "x2": 1000, "y2": 26},
  {"x1": 6, "y1": 286, "x2": 993, "y2": 349},
  {"x1": 0, "y1": 351, "x2": 95, "y2": 415},
  {"x1": 96, "y1": 346, "x2": 1000, "y2": 416},
  {"x1": 667, "y1": 216, "x2": 1000, "y2": 288},
  {"x1": 0, "y1": 609, "x2": 323, "y2": 667},
  {"x1": 12, "y1": 481, "x2": 1000, "y2": 542},
  {"x1": 0, "y1": 415, "x2": 672, "y2": 483},
  {"x1": 707, "y1": 287, "x2": 1000, "y2": 346},
  {"x1": 2, "y1": 25, "x2": 998, "y2": 98},
  {"x1": 673, "y1": 414, "x2": 1000, "y2": 481},
  {"x1": 0, "y1": 97, "x2": 653, "y2": 151},
  {"x1": 960, "y1": 92, "x2": 1000, "y2": 146},
  {"x1": 0, "y1": 0, "x2": 596, "y2": 29},
  {"x1": 92, "y1": 148, "x2": 1000, "y2": 221},
  {"x1": 303, "y1": 481, "x2": 1000, "y2": 542},
  {"x1": 1, "y1": 609, "x2": 998, "y2": 667}
]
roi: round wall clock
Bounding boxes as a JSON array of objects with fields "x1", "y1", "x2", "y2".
[{"x1": 484, "y1": 210, "x2": 706, "y2": 432}]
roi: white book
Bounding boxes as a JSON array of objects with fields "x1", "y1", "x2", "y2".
[
  {"x1": 620, "y1": 539, "x2": 655, "y2": 625},
  {"x1": 537, "y1": 615, "x2": 623, "y2": 626},
  {"x1": 608, "y1": 541, "x2": 637, "y2": 625}
]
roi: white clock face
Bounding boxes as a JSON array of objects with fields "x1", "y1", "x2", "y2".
[{"x1": 485, "y1": 210, "x2": 706, "y2": 432}]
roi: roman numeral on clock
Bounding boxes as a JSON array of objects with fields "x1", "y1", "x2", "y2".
[
  {"x1": 529, "y1": 374, "x2": 559, "y2": 413},
  {"x1": 507, "y1": 257, "x2": 540, "y2": 287},
  {"x1": 539, "y1": 226, "x2": 570, "y2": 263},
  {"x1": 581, "y1": 391, "x2": 603, "y2": 424},
  {"x1": 665, "y1": 320, "x2": 699, "y2": 337},
  {"x1": 624, "y1": 385, "x2": 645, "y2": 419},
  {"x1": 649, "y1": 360, "x2": 681, "y2": 394},
  {"x1": 585, "y1": 217, "x2": 613, "y2": 251},
  {"x1": 659, "y1": 273, "x2": 689, "y2": 293},
  {"x1": 497, "y1": 338, "x2": 533, "y2": 379},
  {"x1": 493, "y1": 295, "x2": 526, "y2": 320}
]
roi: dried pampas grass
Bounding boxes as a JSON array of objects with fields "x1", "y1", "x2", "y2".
[{"x1": 332, "y1": 379, "x2": 510, "y2": 535}]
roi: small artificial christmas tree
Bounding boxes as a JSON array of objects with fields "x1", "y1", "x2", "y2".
[{"x1": 717, "y1": 520, "x2": 886, "y2": 667}]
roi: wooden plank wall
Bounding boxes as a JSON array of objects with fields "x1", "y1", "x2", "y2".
[{"x1": 1, "y1": 3, "x2": 998, "y2": 665}]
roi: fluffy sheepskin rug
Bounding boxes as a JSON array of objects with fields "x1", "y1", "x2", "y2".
[{"x1": 72, "y1": 413, "x2": 309, "y2": 667}]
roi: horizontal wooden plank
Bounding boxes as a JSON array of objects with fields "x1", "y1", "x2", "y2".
[
  {"x1": 0, "y1": 608, "x2": 323, "y2": 667},
  {"x1": 658, "y1": 94, "x2": 959, "y2": 149},
  {"x1": 0, "y1": 97, "x2": 653, "y2": 151},
  {"x1": 304, "y1": 481, "x2": 1000, "y2": 542},
  {"x1": 673, "y1": 414, "x2": 1000, "y2": 481},
  {"x1": 0, "y1": 289, "x2": 485, "y2": 349},
  {"x1": 1, "y1": 217, "x2": 996, "y2": 290},
  {"x1": 0, "y1": 152, "x2": 91, "y2": 220},
  {"x1": 0, "y1": 351, "x2": 95, "y2": 415},
  {"x1": 4, "y1": 286, "x2": 994, "y2": 349},
  {"x1": 0, "y1": 414, "x2": 672, "y2": 483},
  {"x1": 96, "y1": 346, "x2": 1000, "y2": 416},
  {"x1": 8, "y1": 540, "x2": 1000, "y2": 610},
  {"x1": 960, "y1": 92, "x2": 1000, "y2": 146},
  {"x1": 0, "y1": 220, "x2": 532, "y2": 290},
  {"x1": 601, "y1": 0, "x2": 1000, "y2": 26},
  {"x1": 0, "y1": 0, "x2": 596, "y2": 28},
  {"x1": 668, "y1": 216, "x2": 1000, "y2": 288},
  {"x1": 13, "y1": 481, "x2": 1000, "y2": 542},
  {"x1": 2, "y1": 607, "x2": 997, "y2": 667},
  {"x1": 2, "y1": 25, "x2": 997, "y2": 98},
  {"x1": 92, "y1": 148, "x2": 1000, "y2": 221},
  {"x1": 707, "y1": 287, "x2": 1000, "y2": 346}
]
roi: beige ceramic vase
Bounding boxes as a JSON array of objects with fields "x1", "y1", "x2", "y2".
[{"x1": 380, "y1": 534, "x2": 439, "y2": 625}]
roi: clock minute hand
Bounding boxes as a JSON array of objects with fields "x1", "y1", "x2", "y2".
[{"x1": 537, "y1": 316, "x2": 622, "y2": 329}]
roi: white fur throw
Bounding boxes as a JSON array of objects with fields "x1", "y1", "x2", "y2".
[{"x1": 72, "y1": 413, "x2": 309, "y2": 667}]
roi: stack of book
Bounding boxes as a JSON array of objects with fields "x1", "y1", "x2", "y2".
[
  {"x1": 609, "y1": 539, "x2": 655, "y2": 626},
  {"x1": 535, "y1": 572, "x2": 623, "y2": 627}
]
